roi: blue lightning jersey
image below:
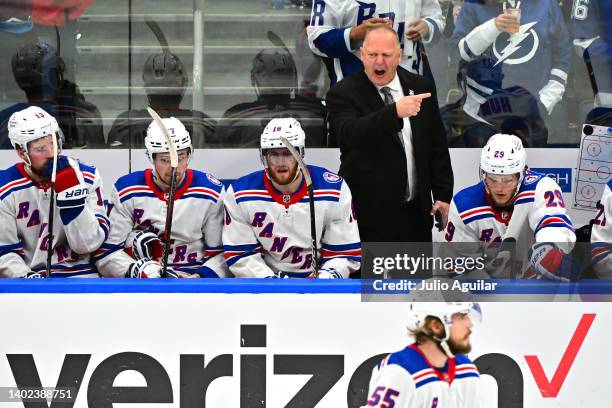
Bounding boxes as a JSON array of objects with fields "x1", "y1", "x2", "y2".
[
  {"x1": 572, "y1": 0, "x2": 612, "y2": 101},
  {"x1": 452, "y1": 0, "x2": 571, "y2": 96}
]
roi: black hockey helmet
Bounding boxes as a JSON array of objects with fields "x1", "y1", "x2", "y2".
[
  {"x1": 11, "y1": 41, "x2": 65, "y2": 95},
  {"x1": 142, "y1": 52, "x2": 188, "y2": 98},
  {"x1": 251, "y1": 48, "x2": 297, "y2": 98}
]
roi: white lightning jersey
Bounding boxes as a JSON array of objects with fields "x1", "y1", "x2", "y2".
[
  {"x1": 444, "y1": 171, "x2": 575, "y2": 275},
  {"x1": 591, "y1": 179, "x2": 612, "y2": 277},
  {"x1": 94, "y1": 169, "x2": 229, "y2": 278},
  {"x1": 0, "y1": 160, "x2": 108, "y2": 277},
  {"x1": 307, "y1": 0, "x2": 444, "y2": 82},
  {"x1": 223, "y1": 165, "x2": 361, "y2": 278},
  {"x1": 363, "y1": 344, "x2": 483, "y2": 408}
]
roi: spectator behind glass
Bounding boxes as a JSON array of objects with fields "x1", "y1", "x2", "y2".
[
  {"x1": 441, "y1": 56, "x2": 548, "y2": 147},
  {"x1": 0, "y1": 41, "x2": 105, "y2": 149},
  {"x1": 450, "y1": 0, "x2": 571, "y2": 145},
  {"x1": 211, "y1": 47, "x2": 327, "y2": 148},
  {"x1": 307, "y1": 0, "x2": 445, "y2": 85},
  {"x1": 572, "y1": 0, "x2": 612, "y2": 126},
  {"x1": 107, "y1": 52, "x2": 217, "y2": 148}
]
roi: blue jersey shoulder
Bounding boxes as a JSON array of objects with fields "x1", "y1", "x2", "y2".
[
  {"x1": 231, "y1": 170, "x2": 265, "y2": 193},
  {"x1": 114, "y1": 170, "x2": 147, "y2": 191},
  {"x1": 387, "y1": 347, "x2": 430, "y2": 375},
  {"x1": 308, "y1": 165, "x2": 343, "y2": 190},
  {"x1": 0, "y1": 164, "x2": 24, "y2": 185},
  {"x1": 190, "y1": 170, "x2": 224, "y2": 194},
  {"x1": 453, "y1": 181, "x2": 488, "y2": 213},
  {"x1": 519, "y1": 170, "x2": 545, "y2": 193}
]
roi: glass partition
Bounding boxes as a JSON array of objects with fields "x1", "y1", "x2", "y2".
[{"x1": 0, "y1": 0, "x2": 609, "y2": 150}]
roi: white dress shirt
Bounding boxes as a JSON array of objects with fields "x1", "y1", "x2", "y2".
[{"x1": 376, "y1": 74, "x2": 418, "y2": 201}]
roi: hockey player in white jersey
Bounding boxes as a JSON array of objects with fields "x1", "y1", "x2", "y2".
[
  {"x1": 363, "y1": 302, "x2": 483, "y2": 408},
  {"x1": 223, "y1": 118, "x2": 360, "y2": 278},
  {"x1": 444, "y1": 134, "x2": 577, "y2": 280},
  {"x1": 94, "y1": 117, "x2": 228, "y2": 278},
  {"x1": 0, "y1": 106, "x2": 108, "y2": 277},
  {"x1": 307, "y1": 0, "x2": 445, "y2": 82},
  {"x1": 591, "y1": 179, "x2": 612, "y2": 277}
]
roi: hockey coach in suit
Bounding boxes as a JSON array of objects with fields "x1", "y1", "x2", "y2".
[{"x1": 326, "y1": 25, "x2": 453, "y2": 242}]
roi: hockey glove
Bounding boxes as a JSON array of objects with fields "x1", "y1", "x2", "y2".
[
  {"x1": 56, "y1": 184, "x2": 89, "y2": 224},
  {"x1": 126, "y1": 258, "x2": 163, "y2": 278},
  {"x1": 44, "y1": 156, "x2": 81, "y2": 193},
  {"x1": 129, "y1": 230, "x2": 164, "y2": 261},
  {"x1": 314, "y1": 268, "x2": 343, "y2": 279},
  {"x1": 528, "y1": 243, "x2": 576, "y2": 282}
]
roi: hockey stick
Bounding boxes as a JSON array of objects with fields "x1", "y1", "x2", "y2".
[
  {"x1": 45, "y1": 128, "x2": 59, "y2": 278},
  {"x1": 147, "y1": 106, "x2": 178, "y2": 277},
  {"x1": 144, "y1": 15, "x2": 171, "y2": 54},
  {"x1": 278, "y1": 136, "x2": 319, "y2": 276}
]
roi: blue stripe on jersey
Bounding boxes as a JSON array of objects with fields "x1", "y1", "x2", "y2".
[
  {"x1": 608, "y1": 179, "x2": 612, "y2": 190},
  {"x1": 119, "y1": 192, "x2": 157, "y2": 203},
  {"x1": 180, "y1": 193, "x2": 218, "y2": 202},
  {"x1": 0, "y1": 180, "x2": 34, "y2": 200},
  {"x1": 534, "y1": 214, "x2": 574, "y2": 234},
  {"x1": 0, "y1": 242, "x2": 23, "y2": 256},
  {"x1": 91, "y1": 242, "x2": 124, "y2": 262},
  {"x1": 225, "y1": 251, "x2": 256, "y2": 267},
  {"x1": 224, "y1": 243, "x2": 261, "y2": 252},
  {"x1": 236, "y1": 196, "x2": 275, "y2": 204},
  {"x1": 514, "y1": 197, "x2": 535, "y2": 205},
  {"x1": 321, "y1": 242, "x2": 360, "y2": 251},
  {"x1": 463, "y1": 213, "x2": 495, "y2": 225},
  {"x1": 298, "y1": 196, "x2": 339, "y2": 203},
  {"x1": 414, "y1": 376, "x2": 439, "y2": 389},
  {"x1": 455, "y1": 372, "x2": 480, "y2": 380}
]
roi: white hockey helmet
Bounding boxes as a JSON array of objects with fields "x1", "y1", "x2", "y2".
[
  {"x1": 410, "y1": 302, "x2": 482, "y2": 356},
  {"x1": 480, "y1": 133, "x2": 526, "y2": 177},
  {"x1": 7, "y1": 106, "x2": 62, "y2": 153},
  {"x1": 145, "y1": 117, "x2": 192, "y2": 163},
  {"x1": 260, "y1": 118, "x2": 305, "y2": 168}
]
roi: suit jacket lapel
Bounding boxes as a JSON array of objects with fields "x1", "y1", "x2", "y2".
[{"x1": 357, "y1": 72, "x2": 405, "y2": 149}]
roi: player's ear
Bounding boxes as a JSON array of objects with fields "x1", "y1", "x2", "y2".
[{"x1": 428, "y1": 318, "x2": 444, "y2": 337}]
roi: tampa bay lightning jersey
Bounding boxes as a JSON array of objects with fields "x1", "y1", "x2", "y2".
[
  {"x1": 444, "y1": 171, "x2": 576, "y2": 275},
  {"x1": 363, "y1": 344, "x2": 482, "y2": 408},
  {"x1": 307, "y1": 0, "x2": 445, "y2": 83},
  {"x1": 94, "y1": 168, "x2": 228, "y2": 278},
  {"x1": 223, "y1": 165, "x2": 361, "y2": 278},
  {"x1": 452, "y1": 0, "x2": 571, "y2": 97},
  {"x1": 591, "y1": 178, "x2": 612, "y2": 277},
  {"x1": 0, "y1": 160, "x2": 108, "y2": 277},
  {"x1": 572, "y1": 0, "x2": 612, "y2": 102}
]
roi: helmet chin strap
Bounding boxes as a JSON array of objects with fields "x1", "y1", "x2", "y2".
[{"x1": 428, "y1": 325, "x2": 455, "y2": 358}]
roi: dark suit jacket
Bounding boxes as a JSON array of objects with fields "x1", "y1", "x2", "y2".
[{"x1": 326, "y1": 68, "x2": 453, "y2": 234}]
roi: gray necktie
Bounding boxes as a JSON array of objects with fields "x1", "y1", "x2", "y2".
[{"x1": 380, "y1": 86, "x2": 394, "y2": 107}]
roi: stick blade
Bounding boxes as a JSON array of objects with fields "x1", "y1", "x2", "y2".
[
  {"x1": 278, "y1": 135, "x2": 311, "y2": 187},
  {"x1": 147, "y1": 106, "x2": 178, "y2": 167}
]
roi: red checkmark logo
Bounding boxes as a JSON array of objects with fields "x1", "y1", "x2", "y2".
[{"x1": 525, "y1": 313, "x2": 596, "y2": 398}]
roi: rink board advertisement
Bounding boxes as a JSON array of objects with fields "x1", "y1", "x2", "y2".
[{"x1": 0, "y1": 285, "x2": 610, "y2": 407}]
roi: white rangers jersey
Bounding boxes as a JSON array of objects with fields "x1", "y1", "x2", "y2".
[
  {"x1": 591, "y1": 179, "x2": 612, "y2": 277},
  {"x1": 363, "y1": 344, "x2": 482, "y2": 408},
  {"x1": 0, "y1": 160, "x2": 108, "y2": 278},
  {"x1": 94, "y1": 169, "x2": 229, "y2": 278},
  {"x1": 223, "y1": 165, "x2": 361, "y2": 278},
  {"x1": 307, "y1": 0, "x2": 444, "y2": 82},
  {"x1": 444, "y1": 171, "x2": 575, "y2": 275}
]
